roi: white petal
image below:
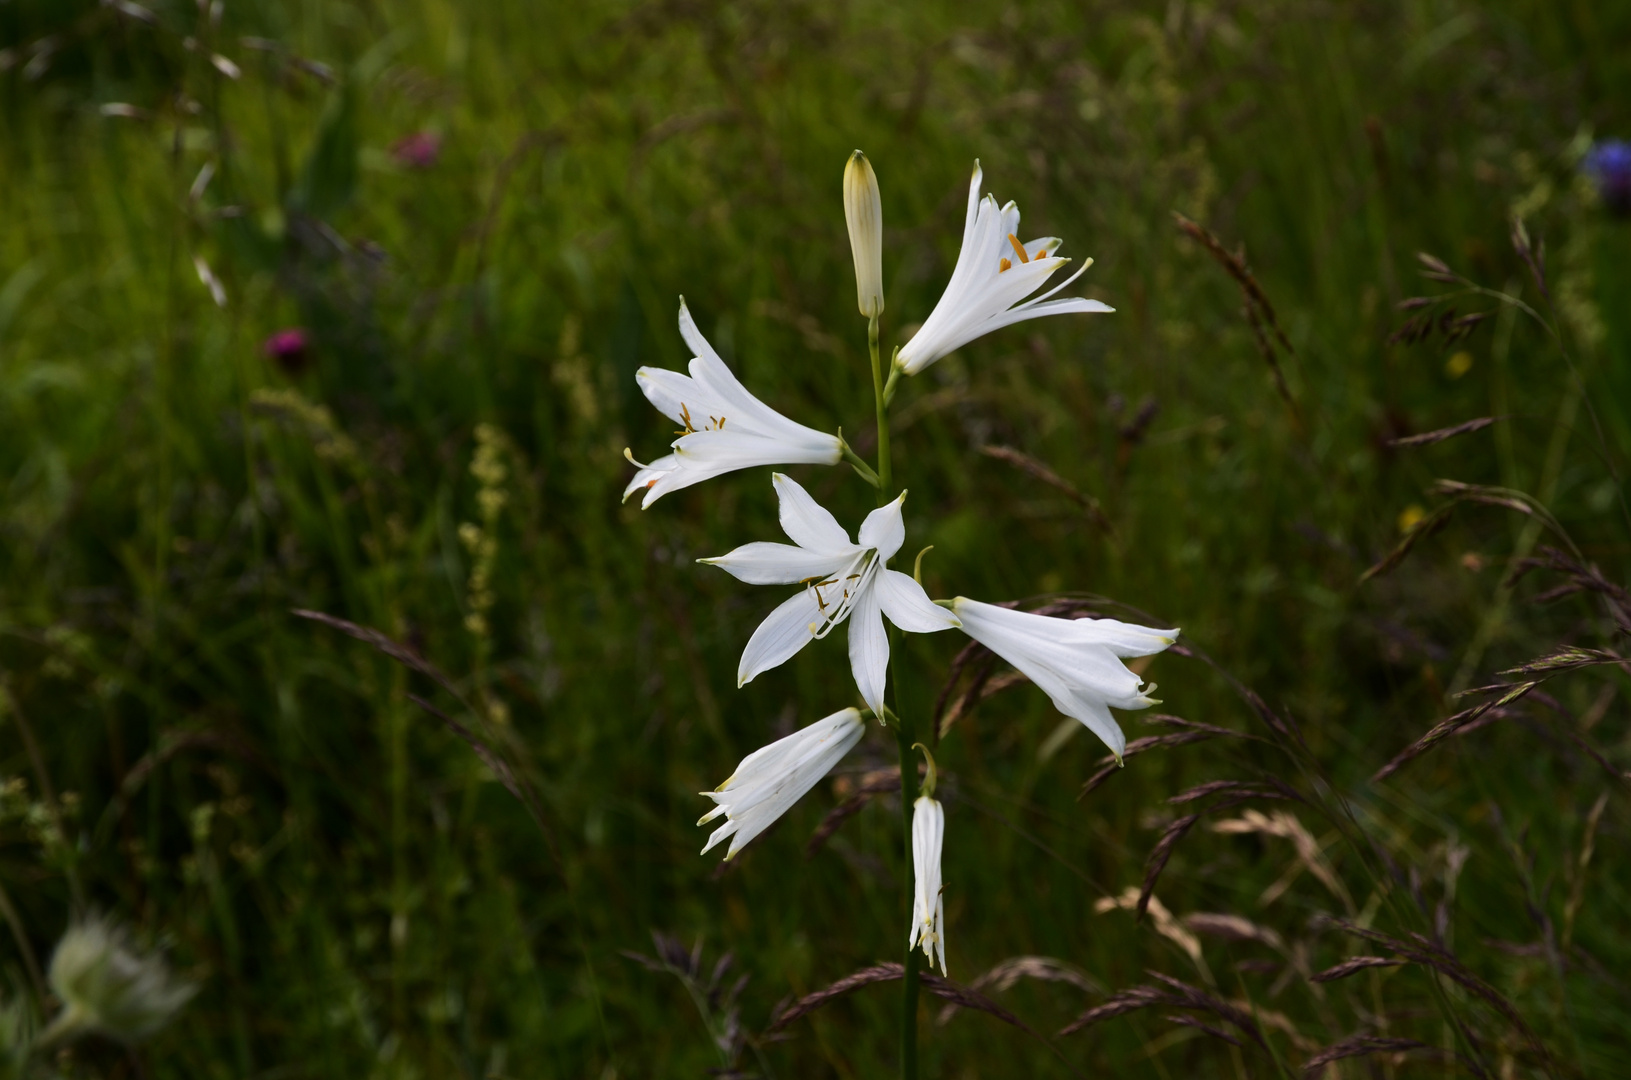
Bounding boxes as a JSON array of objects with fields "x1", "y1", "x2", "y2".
[
  {"x1": 847, "y1": 582, "x2": 890, "y2": 715},
  {"x1": 673, "y1": 428, "x2": 839, "y2": 469},
  {"x1": 961, "y1": 296, "x2": 1113, "y2": 344},
  {"x1": 1057, "y1": 690, "x2": 1126, "y2": 761},
  {"x1": 738, "y1": 589, "x2": 824, "y2": 686},
  {"x1": 700, "y1": 542, "x2": 849, "y2": 585},
  {"x1": 856, "y1": 492, "x2": 907, "y2": 561},
  {"x1": 672, "y1": 298, "x2": 844, "y2": 447},
  {"x1": 773, "y1": 473, "x2": 854, "y2": 554},
  {"x1": 677, "y1": 297, "x2": 725, "y2": 367},
  {"x1": 1060, "y1": 615, "x2": 1180, "y2": 658},
  {"x1": 625, "y1": 447, "x2": 748, "y2": 507},
  {"x1": 960, "y1": 161, "x2": 983, "y2": 254},
  {"x1": 876, "y1": 570, "x2": 959, "y2": 633},
  {"x1": 622, "y1": 453, "x2": 679, "y2": 506},
  {"x1": 634, "y1": 367, "x2": 704, "y2": 428}
]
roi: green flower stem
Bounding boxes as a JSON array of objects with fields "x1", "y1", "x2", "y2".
[
  {"x1": 868, "y1": 312, "x2": 917, "y2": 1079},
  {"x1": 870, "y1": 316, "x2": 892, "y2": 498},
  {"x1": 839, "y1": 434, "x2": 883, "y2": 489},
  {"x1": 882, "y1": 357, "x2": 902, "y2": 408},
  {"x1": 894, "y1": 690, "x2": 921, "y2": 1080}
]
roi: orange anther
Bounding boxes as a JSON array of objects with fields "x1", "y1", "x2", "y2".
[
  {"x1": 1006, "y1": 233, "x2": 1030, "y2": 264},
  {"x1": 999, "y1": 257, "x2": 1012, "y2": 272}
]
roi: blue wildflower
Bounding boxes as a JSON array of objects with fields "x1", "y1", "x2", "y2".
[{"x1": 1582, "y1": 138, "x2": 1631, "y2": 216}]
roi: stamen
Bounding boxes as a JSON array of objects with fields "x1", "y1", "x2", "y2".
[
  {"x1": 804, "y1": 550, "x2": 878, "y2": 640},
  {"x1": 1006, "y1": 233, "x2": 1030, "y2": 264},
  {"x1": 999, "y1": 257, "x2": 1012, "y2": 273},
  {"x1": 677, "y1": 402, "x2": 698, "y2": 435}
]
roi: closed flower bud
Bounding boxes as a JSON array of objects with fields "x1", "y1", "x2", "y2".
[
  {"x1": 843, "y1": 150, "x2": 885, "y2": 318},
  {"x1": 44, "y1": 915, "x2": 196, "y2": 1045}
]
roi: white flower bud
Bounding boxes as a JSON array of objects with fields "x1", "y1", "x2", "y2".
[
  {"x1": 909, "y1": 795, "x2": 946, "y2": 974},
  {"x1": 843, "y1": 150, "x2": 885, "y2": 318},
  {"x1": 45, "y1": 915, "x2": 196, "y2": 1045}
]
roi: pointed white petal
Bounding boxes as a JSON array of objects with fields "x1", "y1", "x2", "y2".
[
  {"x1": 960, "y1": 161, "x2": 983, "y2": 253},
  {"x1": 1059, "y1": 615, "x2": 1180, "y2": 657},
  {"x1": 856, "y1": 492, "x2": 907, "y2": 561},
  {"x1": 876, "y1": 570, "x2": 959, "y2": 633},
  {"x1": 634, "y1": 366, "x2": 709, "y2": 428},
  {"x1": 700, "y1": 542, "x2": 849, "y2": 585},
  {"x1": 738, "y1": 589, "x2": 824, "y2": 686},
  {"x1": 626, "y1": 448, "x2": 748, "y2": 507},
  {"x1": 677, "y1": 297, "x2": 724, "y2": 366},
  {"x1": 1060, "y1": 691, "x2": 1126, "y2": 761},
  {"x1": 772, "y1": 473, "x2": 854, "y2": 554},
  {"x1": 623, "y1": 453, "x2": 679, "y2": 506},
  {"x1": 847, "y1": 583, "x2": 890, "y2": 715},
  {"x1": 673, "y1": 428, "x2": 840, "y2": 469},
  {"x1": 960, "y1": 296, "x2": 1113, "y2": 344}
]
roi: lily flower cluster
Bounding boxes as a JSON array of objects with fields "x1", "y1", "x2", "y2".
[{"x1": 623, "y1": 152, "x2": 1177, "y2": 978}]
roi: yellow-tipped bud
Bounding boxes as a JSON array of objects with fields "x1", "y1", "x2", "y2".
[{"x1": 843, "y1": 150, "x2": 885, "y2": 318}]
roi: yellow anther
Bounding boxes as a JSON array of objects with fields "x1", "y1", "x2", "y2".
[
  {"x1": 1006, "y1": 233, "x2": 1030, "y2": 264},
  {"x1": 999, "y1": 257, "x2": 1012, "y2": 273}
]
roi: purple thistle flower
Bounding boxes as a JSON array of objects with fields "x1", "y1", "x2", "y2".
[
  {"x1": 391, "y1": 131, "x2": 442, "y2": 170},
  {"x1": 263, "y1": 327, "x2": 310, "y2": 374},
  {"x1": 1582, "y1": 138, "x2": 1631, "y2": 217}
]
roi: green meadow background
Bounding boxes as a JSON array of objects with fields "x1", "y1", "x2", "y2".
[{"x1": 2, "y1": 0, "x2": 1629, "y2": 1075}]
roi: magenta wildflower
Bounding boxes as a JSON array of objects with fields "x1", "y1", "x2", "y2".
[
  {"x1": 263, "y1": 328, "x2": 310, "y2": 374},
  {"x1": 391, "y1": 131, "x2": 442, "y2": 169}
]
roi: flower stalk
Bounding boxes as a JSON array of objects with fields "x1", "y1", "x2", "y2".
[
  {"x1": 866, "y1": 303, "x2": 918, "y2": 1078},
  {"x1": 870, "y1": 314, "x2": 892, "y2": 499},
  {"x1": 838, "y1": 431, "x2": 882, "y2": 489}
]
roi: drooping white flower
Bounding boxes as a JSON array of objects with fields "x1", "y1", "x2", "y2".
[
  {"x1": 909, "y1": 794, "x2": 947, "y2": 974},
  {"x1": 622, "y1": 299, "x2": 841, "y2": 508},
  {"x1": 701, "y1": 474, "x2": 960, "y2": 715},
  {"x1": 895, "y1": 161, "x2": 1113, "y2": 376},
  {"x1": 949, "y1": 598, "x2": 1178, "y2": 762},
  {"x1": 698, "y1": 707, "x2": 866, "y2": 859},
  {"x1": 844, "y1": 150, "x2": 885, "y2": 318},
  {"x1": 44, "y1": 914, "x2": 196, "y2": 1045}
]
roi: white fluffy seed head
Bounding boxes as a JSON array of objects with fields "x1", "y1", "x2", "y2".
[{"x1": 46, "y1": 915, "x2": 196, "y2": 1044}]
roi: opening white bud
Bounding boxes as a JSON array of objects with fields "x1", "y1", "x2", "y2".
[{"x1": 843, "y1": 150, "x2": 885, "y2": 318}]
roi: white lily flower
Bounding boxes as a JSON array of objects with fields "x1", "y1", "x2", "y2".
[
  {"x1": 949, "y1": 598, "x2": 1178, "y2": 762},
  {"x1": 698, "y1": 707, "x2": 865, "y2": 859},
  {"x1": 701, "y1": 474, "x2": 960, "y2": 715},
  {"x1": 622, "y1": 299, "x2": 842, "y2": 508},
  {"x1": 895, "y1": 161, "x2": 1113, "y2": 376},
  {"x1": 909, "y1": 794, "x2": 947, "y2": 974}
]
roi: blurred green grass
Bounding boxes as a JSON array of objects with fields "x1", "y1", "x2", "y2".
[{"x1": 1, "y1": 0, "x2": 1629, "y2": 1075}]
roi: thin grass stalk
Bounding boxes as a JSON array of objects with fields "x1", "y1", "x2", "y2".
[{"x1": 1449, "y1": 378, "x2": 1581, "y2": 695}]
